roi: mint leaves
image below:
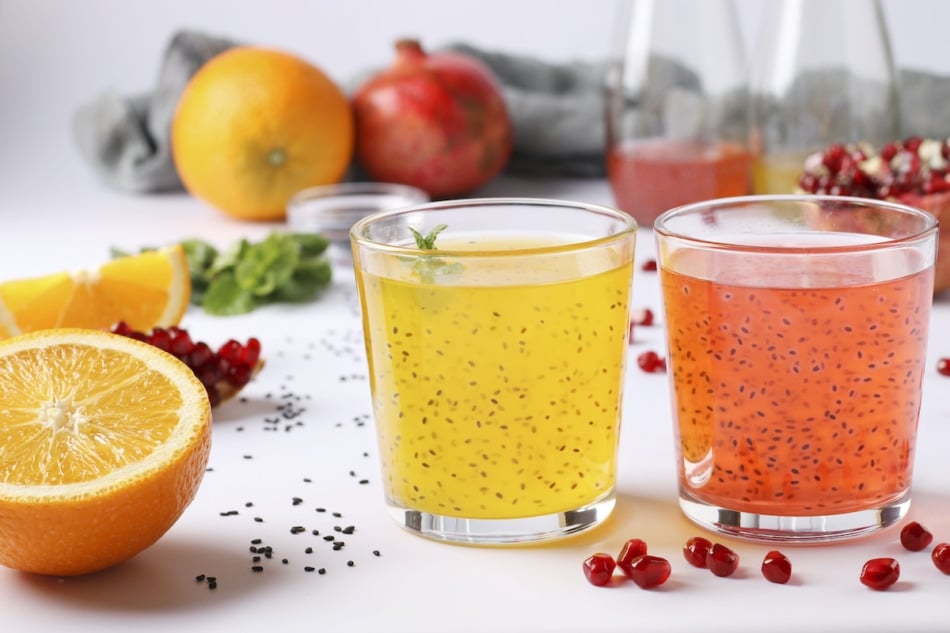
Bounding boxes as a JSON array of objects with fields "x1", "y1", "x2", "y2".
[
  {"x1": 407, "y1": 224, "x2": 461, "y2": 283},
  {"x1": 410, "y1": 224, "x2": 448, "y2": 249},
  {"x1": 116, "y1": 232, "x2": 332, "y2": 316},
  {"x1": 189, "y1": 232, "x2": 331, "y2": 315}
]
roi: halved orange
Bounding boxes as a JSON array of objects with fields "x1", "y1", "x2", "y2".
[
  {"x1": 0, "y1": 245, "x2": 190, "y2": 339},
  {"x1": 0, "y1": 328, "x2": 212, "y2": 576}
]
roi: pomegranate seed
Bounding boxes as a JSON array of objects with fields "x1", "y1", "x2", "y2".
[
  {"x1": 195, "y1": 360, "x2": 223, "y2": 388},
  {"x1": 900, "y1": 521, "x2": 934, "y2": 552},
  {"x1": 706, "y1": 542, "x2": 740, "y2": 577},
  {"x1": 938, "y1": 358, "x2": 950, "y2": 376},
  {"x1": 761, "y1": 550, "x2": 792, "y2": 584},
  {"x1": 631, "y1": 308, "x2": 655, "y2": 326},
  {"x1": 218, "y1": 339, "x2": 244, "y2": 364},
  {"x1": 582, "y1": 553, "x2": 616, "y2": 587},
  {"x1": 683, "y1": 536, "x2": 712, "y2": 568},
  {"x1": 903, "y1": 136, "x2": 923, "y2": 153},
  {"x1": 625, "y1": 555, "x2": 671, "y2": 589},
  {"x1": 616, "y1": 538, "x2": 649, "y2": 578},
  {"x1": 111, "y1": 321, "x2": 134, "y2": 336},
  {"x1": 149, "y1": 328, "x2": 173, "y2": 352},
  {"x1": 226, "y1": 363, "x2": 252, "y2": 387},
  {"x1": 822, "y1": 143, "x2": 846, "y2": 171},
  {"x1": 637, "y1": 350, "x2": 666, "y2": 373},
  {"x1": 188, "y1": 342, "x2": 214, "y2": 368},
  {"x1": 168, "y1": 327, "x2": 195, "y2": 356},
  {"x1": 243, "y1": 337, "x2": 262, "y2": 366},
  {"x1": 641, "y1": 259, "x2": 658, "y2": 272},
  {"x1": 880, "y1": 142, "x2": 898, "y2": 162},
  {"x1": 798, "y1": 173, "x2": 819, "y2": 193},
  {"x1": 932, "y1": 543, "x2": 950, "y2": 574},
  {"x1": 860, "y1": 557, "x2": 900, "y2": 590}
]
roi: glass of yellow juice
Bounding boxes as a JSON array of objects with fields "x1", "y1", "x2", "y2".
[
  {"x1": 654, "y1": 195, "x2": 937, "y2": 542},
  {"x1": 350, "y1": 198, "x2": 638, "y2": 544}
]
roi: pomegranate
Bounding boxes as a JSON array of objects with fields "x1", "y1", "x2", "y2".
[
  {"x1": 796, "y1": 137, "x2": 950, "y2": 292},
  {"x1": 352, "y1": 39, "x2": 513, "y2": 198}
]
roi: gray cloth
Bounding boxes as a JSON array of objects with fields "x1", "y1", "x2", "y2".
[
  {"x1": 73, "y1": 31, "x2": 236, "y2": 193},
  {"x1": 72, "y1": 30, "x2": 611, "y2": 193}
]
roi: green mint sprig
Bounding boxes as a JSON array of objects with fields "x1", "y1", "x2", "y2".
[
  {"x1": 407, "y1": 224, "x2": 461, "y2": 283},
  {"x1": 114, "y1": 232, "x2": 332, "y2": 316}
]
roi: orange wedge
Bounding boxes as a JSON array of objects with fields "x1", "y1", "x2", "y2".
[
  {"x1": 0, "y1": 328, "x2": 212, "y2": 576},
  {"x1": 0, "y1": 245, "x2": 190, "y2": 339}
]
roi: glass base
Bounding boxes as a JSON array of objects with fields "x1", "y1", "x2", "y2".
[
  {"x1": 679, "y1": 489, "x2": 910, "y2": 543},
  {"x1": 386, "y1": 491, "x2": 616, "y2": 545}
]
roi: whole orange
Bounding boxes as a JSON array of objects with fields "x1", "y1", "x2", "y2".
[{"x1": 172, "y1": 46, "x2": 354, "y2": 221}]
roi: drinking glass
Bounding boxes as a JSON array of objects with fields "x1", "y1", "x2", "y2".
[
  {"x1": 351, "y1": 198, "x2": 637, "y2": 544},
  {"x1": 287, "y1": 182, "x2": 428, "y2": 264},
  {"x1": 749, "y1": 0, "x2": 900, "y2": 194},
  {"x1": 605, "y1": 0, "x2": 751, "y2": 226},
  {"x1": 654, "y1": 195, "x2": 937, "y2": 542}
]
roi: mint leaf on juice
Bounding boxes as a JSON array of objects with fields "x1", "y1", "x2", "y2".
[{"x1": 407, "y1": 224, "x2": 461, "y2": 283}]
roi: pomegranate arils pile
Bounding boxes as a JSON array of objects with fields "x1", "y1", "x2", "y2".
[
  {"x1": 111, "y1": 321, "x2": 262, "y2": 408},
  {"x1": 798, "y1": 136, "x2": 950, "y2": 198},
  {"x1": 582, "y1": 538, "x2": 671, "y2": 590}
]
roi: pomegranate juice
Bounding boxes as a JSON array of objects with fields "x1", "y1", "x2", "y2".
[
  {"x1": 607, "y1": 140, "x2": 750, "y2": 225},
  {"x1": 661, "y1": 246, "x2": 933, "y2": 516}
]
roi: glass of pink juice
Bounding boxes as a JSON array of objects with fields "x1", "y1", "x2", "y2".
[
  {"x1": 654, "y1": 195, "x2": 937, "y2": 542},
  {"x1": 351, "y1": 198, "x2": 637, "y2": 544}
]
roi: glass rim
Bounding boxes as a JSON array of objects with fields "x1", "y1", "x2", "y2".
[
  {"x1": 653, "y1": 194, "x2": 939, "y2": 254},
  {"x1": 349, "y1": 196, "x2": 638, "y2": 257},
  {"x1": 287, "y1": 181, "x2": 429, "y2": 207}
]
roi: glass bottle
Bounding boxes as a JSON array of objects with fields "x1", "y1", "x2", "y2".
[
  {"x1": 749, "y1": 0, "x2": 901, "y2": 194},
  {"x1": 604, "y1": 0, "x2": 751, "y2": 227}
]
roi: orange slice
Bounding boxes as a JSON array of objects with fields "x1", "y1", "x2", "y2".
[
  {"x1": 0, "y1": 328, "x2": 212, "y2": 576},
  {"x1": 0, "y1": 245, "x2": 190, "y2": 339}
]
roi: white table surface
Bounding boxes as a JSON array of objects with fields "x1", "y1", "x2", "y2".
[{"x1": 1, "y1": 171, "x2": 949, "y2": 633}]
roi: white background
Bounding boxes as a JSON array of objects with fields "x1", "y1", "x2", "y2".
[{"x1": 0, "y1": 0, "x2": 947, "y2": 208}]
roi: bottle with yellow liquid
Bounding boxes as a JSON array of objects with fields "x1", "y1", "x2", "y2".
[{"x1": 749, "y1": 0, "x2": 900, "y2": 194}]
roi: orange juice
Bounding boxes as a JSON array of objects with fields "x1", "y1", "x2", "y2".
[
  {"x1": 357, "y1": 235, "x2": 633, "y2": 519},
  {"x1": 661, "y1": 243, "x2": 933, "y2": 516}
]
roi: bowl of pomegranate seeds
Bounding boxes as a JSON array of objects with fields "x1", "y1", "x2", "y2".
[{"x1": 796, "y1": 137, "x2": 950, "y2": 293}]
